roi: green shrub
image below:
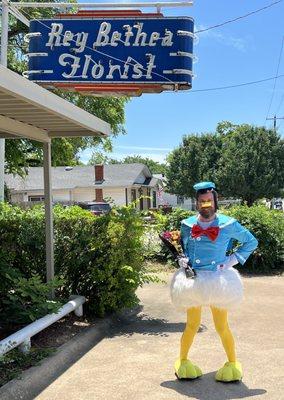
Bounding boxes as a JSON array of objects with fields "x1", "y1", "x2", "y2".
[
  {"x1": 144, "y1": 205, "x2": 283, "y2": 274},
  {"x1": 54, "y1": 205, "x2": 148, "y2": 316},
  {"x1": 223, "y1": 204, "x2": 284, "y2": 274},
  {"x1": 162, "y1": 208, "x2": 195, "y2": 230},
  {"x1": 0, "y1": 203, "x2": 148, "y2": 319},
  {"x1": 1, "y1": 275, "x2": 63, "y2": 328},
  {"x1": 143, "y1": 208, "x2": 194, "y2": 263}
]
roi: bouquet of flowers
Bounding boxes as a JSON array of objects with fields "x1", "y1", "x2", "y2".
[{"x1": 159, "y1": 230, "x2": 195, "y2": 278}]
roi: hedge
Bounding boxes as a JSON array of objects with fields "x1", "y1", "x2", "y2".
[
  {"x1": 0, "y1": 203, "x2": 150, "y2": 326},
  {"x1": 1, "y1": 203, "x2": 282, "y2": 328},
  {"x1": 148, "y1": 205, "x2": 284, "y2": 274},
  {"x1": 223, "y1": 204, "x2": 284, "y2": 274}
]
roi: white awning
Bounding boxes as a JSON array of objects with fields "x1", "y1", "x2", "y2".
[
  {"x1": 0, "y1": 64, "x2": 111, "y2": 287},
  {"x1": 0, "y1": 65, "x2": 110, "y2": 142}
]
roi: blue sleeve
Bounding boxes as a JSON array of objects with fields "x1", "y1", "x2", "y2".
[
  {"x1": 230, "y1": 221, "x2": 258, "y2": 265},
  {"x1": 180, "y1": 222, "x2": 191, "y2": 257}
]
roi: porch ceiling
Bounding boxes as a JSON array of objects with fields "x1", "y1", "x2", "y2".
[{"x1": 0, "y1": 65, "x2": 110, "y2": 143}]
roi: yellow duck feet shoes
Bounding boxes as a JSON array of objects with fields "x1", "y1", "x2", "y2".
[
  {"x1": 174, "y1": 359, "x2": 203, "y2": 380},
  {"x1": 215, "y1": 361, "x2": 243, "y2": 382}
]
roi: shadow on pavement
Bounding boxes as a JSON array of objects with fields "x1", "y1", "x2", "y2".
[
  {"x1": 161, "y1": 372, "x2": 267, "y2": 400},
  {"x1": 109, "y1": 309, "x2": 207, "y2": 338}
]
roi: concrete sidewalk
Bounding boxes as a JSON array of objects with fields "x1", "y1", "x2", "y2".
[{"x1": 2, "y1": 274, "x2": 284, "y2": 400}]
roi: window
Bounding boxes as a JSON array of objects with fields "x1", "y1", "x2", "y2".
[
  {"x1": 147, "y1": 188, "x2": 151, "y2": 209},
  {"x1": 152, "y1": 190, "x2": 157, "y2": 208},
  {"x1": 138, "y1": 188, "x2": 143, "y2": 210},
  {"x1": 139, "y1": 196, "x2": 144, "y2": 211},
  {"x1": 28, "y1": 195, "x2": 45, "y2": 202},
  {"x1": 131, "y1": 189, "x2": 137, "y2": 202}
]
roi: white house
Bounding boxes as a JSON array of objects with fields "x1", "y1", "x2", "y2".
[
  {"x1": 5, "y1": 164, "x2": 161, "y2": 210},
  {"x1": 153, "y1": 174, "x2": 193, "y2": 210}
]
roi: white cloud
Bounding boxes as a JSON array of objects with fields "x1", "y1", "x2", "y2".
[
  {"x1": 116, "y1": 145, "x2": 172, "y2": 152},
  {"x1": 195, "y1": 24, "x2": 248, "y2": 52},
  {"x1": 111, "y1": 152, "x2": 168, "y2": 163},
  {"x1": 79, "y1": 145, "x2": 171, "y2": 164}
]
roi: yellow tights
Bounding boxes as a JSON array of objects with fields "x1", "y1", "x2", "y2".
[{"x1": 180, "y1": 306, "x2": 236, "y2": 362}]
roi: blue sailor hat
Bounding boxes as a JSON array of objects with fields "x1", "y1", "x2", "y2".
[{"x1": 193, "y1": 181, "x2": 216, "y2": 192}]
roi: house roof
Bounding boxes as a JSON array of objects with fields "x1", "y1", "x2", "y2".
[
  {"x1": 142, "y1": 177, "x2": 160, "y2": 187},
  {"x1": 5, "y1": 164, "x2": 159, "y2": 191}
]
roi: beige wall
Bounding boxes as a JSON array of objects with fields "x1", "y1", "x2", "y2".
[
  {"x1": 72, "y1": 188, "x2": 96, "y2": 202},
  {"x1": 10, "y1": 188, "x2": 95, "y2": 204},
  {"x1": 10, "y1": 192, "x2": 25, "y2": 203},
  {"x1": 10, "y1": 186, "x2": 159, "y2": 209},
  {"x1": 102, "y1": 187, "x2": 127, "y2": 206}
]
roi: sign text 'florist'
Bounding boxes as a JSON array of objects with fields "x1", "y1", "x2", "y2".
[{"x1": 27, "y1": 13, "x2": 194, "y2": 95}]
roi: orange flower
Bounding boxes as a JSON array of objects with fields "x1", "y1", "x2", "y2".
[{"x1": 171, "y1": 230, "x2": 180, "y2": 241}]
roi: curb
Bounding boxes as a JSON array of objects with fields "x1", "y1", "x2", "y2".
[{"x1": 0, "y1": 306, "x2": 140, "y2": 400}]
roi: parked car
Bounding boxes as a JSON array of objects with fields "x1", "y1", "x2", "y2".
[
  {"x1": 77, "y1": 202, "x2": 111, "y2": 216},
  {"x1": 158, "y1": 204, "x2": 173, "y2": 214},
  {"x1": 273, "y1": 200, "x2": 283, "y2": 211},
  {"x1": 270, "y1": 198, "x2": 283, "y2": 211}
]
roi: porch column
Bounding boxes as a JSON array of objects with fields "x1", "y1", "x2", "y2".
[
  {"x1": 0, "y1": 0, "x2": 9, "y2": 201},
  {"x1": 43, "y1": 142, "x2": 54, "y2": 286}
]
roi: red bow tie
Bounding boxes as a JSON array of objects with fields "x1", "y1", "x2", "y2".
[{"x1": 191, "y1": 224, "x2": 220, "y2": 241}]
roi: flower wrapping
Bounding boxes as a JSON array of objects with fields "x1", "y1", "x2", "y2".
[
  {"x1": 160, "y1": 230, "x2": 183, "y2": 254},
  {"x1": 159, "y1": 230, "x2": 195, "y2": 278}
]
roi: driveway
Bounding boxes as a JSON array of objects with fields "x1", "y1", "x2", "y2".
[{"x1": 1, "y1": 274, "x2": 283, "y2": 400}]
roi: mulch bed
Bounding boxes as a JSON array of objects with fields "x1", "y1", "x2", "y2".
[
  {"x1": 33, "y1": 314, "x2": 95, "y2": 348},
  {"x1": 0, "y1": 314, "x2": 96, "y2": 349},
  {"x1": 0, "y1": 314, "x2": 97, "y2": 388}
]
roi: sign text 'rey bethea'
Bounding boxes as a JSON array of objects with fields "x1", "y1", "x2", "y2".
[{"x1": 27, "y1": 13, "x2": 194, "y2": 95}]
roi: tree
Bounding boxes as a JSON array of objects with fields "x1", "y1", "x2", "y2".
[
  {"x1": 166, "y1": 133, "x2": 222, "y2": 197},
  {"x1": 215, "y1": 122, "x2": 284, "y2": 205},
  {"x1": 166, "y1": 122, "x2": 284, "y2": 205},
  {"x1": 88, "y1": 153, "x2": 167, "y2": 174},
  {"x1": 121, "y1": 155, "x2": 167, "y2": 174},
  {"x1": 5, "y1": 1, "x2": 129, "y2": 174},
  {"x1": 87, "y1": 151, "x2": 120, "y2": 165}
]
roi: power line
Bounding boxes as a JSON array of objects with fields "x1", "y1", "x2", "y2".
[
  {"x1": 15, "y1": 6, "x2": 284, "y2": 94},
  {"x1": 195, "y1": 0, "x2": 283, "y2": 34},
  {"x1": 190, "y1": 74, "x2": 284, "y2": 93},
  {"x1": 265, "y1": 36, "x2": 284, "y2": 121}
]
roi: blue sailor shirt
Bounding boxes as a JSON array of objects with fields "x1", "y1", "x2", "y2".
[{"x1": 181, "y1": 214, "x2": 258, "y2": 271}]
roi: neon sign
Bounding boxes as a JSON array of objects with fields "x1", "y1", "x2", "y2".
[{"x1": 27, "y1": 11, "x2": 194, "y2": 95}]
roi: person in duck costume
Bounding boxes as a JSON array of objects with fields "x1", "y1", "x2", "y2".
[{"x1": 171, "y1": 181, "x2": 258, "y2": 382}]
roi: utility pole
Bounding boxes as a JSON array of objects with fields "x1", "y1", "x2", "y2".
[
  {"x1": 266, "y1": 115, "x2": 284, "y2": 132},
  {"x1": 0, "y1": 0, "x2": 9, "y2": 201}
]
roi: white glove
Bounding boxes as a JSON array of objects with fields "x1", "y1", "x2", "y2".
[
  {"x1": 177, "y1": 256, "x2": 190, "y2": 269},
  {"x1": 219, "y1": 254, "x2": 239, "y2": 270},
  {"x1": 177, "y1": 256, "x2": 195, "y2": 278}
]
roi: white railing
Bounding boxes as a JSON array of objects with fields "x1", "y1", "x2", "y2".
[{"x1": 0, "y1": 295, "x2": 85, "y2": 356}]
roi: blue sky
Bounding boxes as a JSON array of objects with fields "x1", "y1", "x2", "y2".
[{"x1": 79, "y1": 0, "x2": 284, "y2": 163}]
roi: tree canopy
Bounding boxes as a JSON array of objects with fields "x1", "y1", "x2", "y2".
[
  {"x1": 166, "y1": 122, "x2": 284, "y2": 204},
  {"x1": 88, "y1": 152, "x2": 167, "y2": 174},
  {"x1": 5, "y1": 1, "x2": 129, "y2": 175}
]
